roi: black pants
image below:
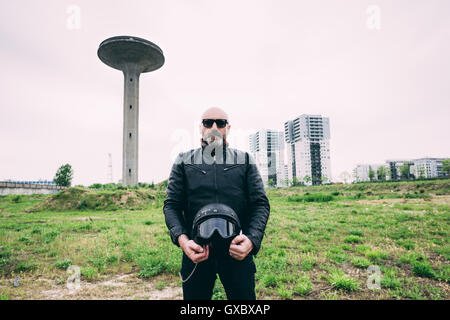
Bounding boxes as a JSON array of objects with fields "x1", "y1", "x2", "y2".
[{"x1": 180, "y1": 249, "x2": 257, "y2": 300}]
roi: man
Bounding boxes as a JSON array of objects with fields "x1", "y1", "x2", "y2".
[{"x1": 163, "y1": 107, "x2": 270, "y2": 300}]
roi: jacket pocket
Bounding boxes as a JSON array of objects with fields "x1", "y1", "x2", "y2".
[
  {"x1": 185, "y1": 164, "x2": 206, "y2": 174},
  {"x1": 223, "y1": 164, "x2": 244, "y2": 171}
]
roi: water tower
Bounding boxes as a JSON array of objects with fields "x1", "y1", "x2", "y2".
[{"x1": 98, "y1": 36, "x2": 164, "y2": 186}]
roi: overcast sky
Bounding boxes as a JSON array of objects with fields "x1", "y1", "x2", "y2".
[{"x1": 1, "y1": 0, "x2": 449, "y2": 186}]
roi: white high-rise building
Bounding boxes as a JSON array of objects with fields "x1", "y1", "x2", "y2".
[
  {"x1": 410, "y1": 158, "x2": 447, "y2": 179},
  {"x1": 284, "y1": 114, "x2": 331, "y2": 185},
  {"x1": 249, "y1": 130, "x2": 286, "y2": 187}
]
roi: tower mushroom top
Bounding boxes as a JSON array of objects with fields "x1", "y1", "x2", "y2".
[{"x1": 97, "y1": 36, "x2": 165, "y2": 73}]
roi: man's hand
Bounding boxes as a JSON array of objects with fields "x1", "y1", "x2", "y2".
[
  {"x1": 178, "y1": 234, "x2": 209, "y2": 264},
  {"x1": 229, "y1": 234, "x2": 253, "y2": 261}
]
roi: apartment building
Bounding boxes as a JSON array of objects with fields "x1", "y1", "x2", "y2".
[
  {"x1": 284, "y1": 114, "x2": 331, "y2": 185},
  {"x1": 410, "y1": 158, "x2": 447, "y2": 179},
  {"x1": 249, "y1": 129, "x2": 286, "y2": 187}
]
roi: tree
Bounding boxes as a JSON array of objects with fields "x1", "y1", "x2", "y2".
[
  {"x1": 368, "y1": 166, "x2": 375, "y2": 182},
  {"x1": 54, "y1": 164, "x2": 73, "y2": 187},
  {"x1": 377, "y1": 166, "x2": 387, "y2": 181},
  {"x1": 443, "y1": 159, "x2": 450, "y2": 176},
  {"x1": 303, "y1": 175, "x2": 311, "y2": 185},
  {"x1": 400, "y1": 163, "x2": 411, "y2": 180},
  {"x1": 267, "y1": 179, "x2": 276, "y2": 188}
]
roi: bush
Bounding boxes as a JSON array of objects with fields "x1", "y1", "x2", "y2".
[
  {"x1": 11, "y1": 195, "x2": 23, "y2": 203},
  {"x1": 77, "y1": 200, "x2": 88, "y2": 210}
]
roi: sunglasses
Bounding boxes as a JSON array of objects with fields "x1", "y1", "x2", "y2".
[{"x1": 202, "y1": 119, "x2": 228, "y2": 128}]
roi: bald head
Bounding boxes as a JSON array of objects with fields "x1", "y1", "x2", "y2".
[
  {"x1": 199, "y1": 107, "x2": 231, "y2": 146},
  {"x1": 201, "y1": 107, "x2": 229, "y2": 121}
]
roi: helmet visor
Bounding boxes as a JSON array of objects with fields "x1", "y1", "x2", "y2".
[{"x1": 197, "y1": 217, "x2": 237, "y2": 241}]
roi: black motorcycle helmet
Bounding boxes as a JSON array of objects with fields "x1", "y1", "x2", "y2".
[{"x1": 192, "y1": 203, "x2": 241, "y2": 249}]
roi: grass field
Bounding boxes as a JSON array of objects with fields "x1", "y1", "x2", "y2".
[{"x1": 0, "y1": 179, "x2": 449, "y2": 300}]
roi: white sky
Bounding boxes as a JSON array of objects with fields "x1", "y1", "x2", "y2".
[{"x1": 0, "y1": 0, "x2": 449, "y2": 186}]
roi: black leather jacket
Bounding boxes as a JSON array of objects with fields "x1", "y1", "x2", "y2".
[{"x1": 163, "y1": 143, "x2": 270, "y2": 256}]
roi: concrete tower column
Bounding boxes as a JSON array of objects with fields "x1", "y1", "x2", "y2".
[{"x1": 123, "y1": 64, "x2": 140, "y2": 186}]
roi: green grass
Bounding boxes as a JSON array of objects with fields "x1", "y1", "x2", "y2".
[
  {"x1": 327, "y1": 269, "x2": 361, "y2": 292},
  {"x1": 0, "y1": 179, "x2": 449, "y2": 299},
  {"x1": 287, "y1": 193, "x2": 334, "y2": 203},
  {"x1": 80, "y1": 266, "x2": 98, "y2": 280},
  {"x1": 294, "y1": 273, "x2": 313, "y2": 296},
  {"x1": 351, "y1": 257, "x2": 371, "y2": 269},
  {"x1": 381, "y1": 268, "x2": 402, "y2": 289},
  {"x1": 412, "y1": 261, "x2": 436, "y2": 279},
  {"x1": 366, "y1": 250, "x2": 389, "y2": 263},
  {"x1": 54, "y1": 260, "x2": 72, "y2": 270},
  {"x1": 344, "y1": 235, "x2": 363, "y2": 244}
]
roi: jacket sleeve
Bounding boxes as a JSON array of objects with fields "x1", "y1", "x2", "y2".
[
  {"x1": 163, "y1": 152, "x2": 188, "y2": 247},
  {"x1": 244, "y1": 153, "x2": 270, "y2": 256}
]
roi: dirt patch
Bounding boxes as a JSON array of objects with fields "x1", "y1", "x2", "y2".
[
  {"x1": 351, "y1": 195, "x2": 450, "y2": 206},
  {"x1": 0, "y1": 273, "x2": 183, "y2": 300},
  {"x1": 72, "y1": 216, "x2": 102, "y2": 221}
]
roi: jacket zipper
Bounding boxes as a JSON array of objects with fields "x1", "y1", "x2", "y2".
[
  {"x1": 185, "y1": 164, "x2": 206, "y2": 174},
  {"x1": 214, "y1": 155, "x2": 218, "y2": 202},
  {"x1": 224, "y1": 164, "x2": 241, "y2": 171}
]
